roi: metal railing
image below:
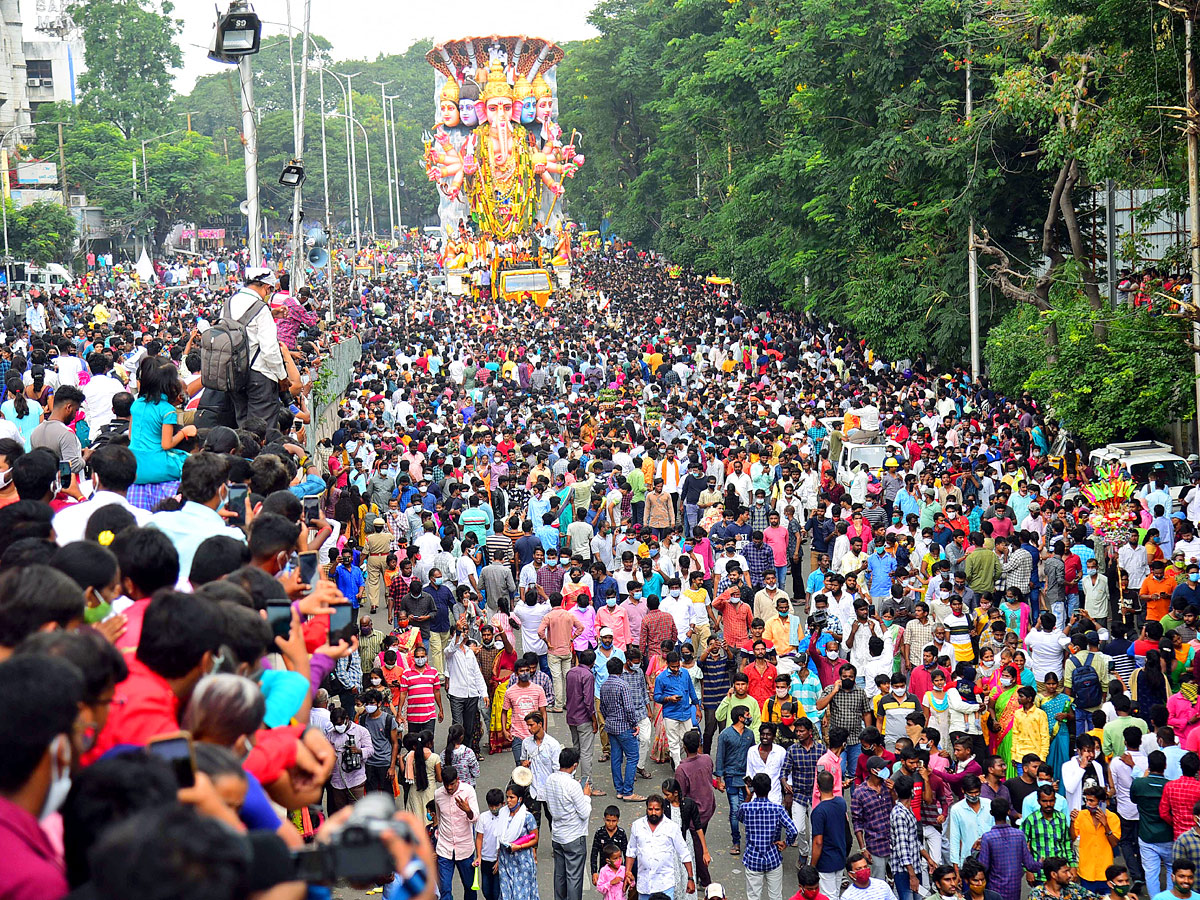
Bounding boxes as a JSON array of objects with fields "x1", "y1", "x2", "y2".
[{"x1": 306, "y1": 334, "x2": 361, "y2": 457}]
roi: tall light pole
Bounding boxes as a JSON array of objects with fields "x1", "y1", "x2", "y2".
[
  {"x1": 386, "y1": 94, "x2": 403, "y2": 232},
  {"x1": 319, "y1": 68, "x2": 333, "y2": 311},
  {"x1": 333, "y1": 113, "x2": 374, "y2": 242},
  {"x1": 289, "y1": 0, "x2": 311, "y2": 290},
  {"x1": 241, "y1": 54, "x2": 261, "y2": 264},
  {"x1": 374, "y1": 80, "x2": 394, "y2": 242},
  {"x1": 340, "y1": 71, "x2": 362, "y2": 249}
]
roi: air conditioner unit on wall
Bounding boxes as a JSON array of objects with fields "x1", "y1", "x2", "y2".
[
  {"x1": 25, "y1": 78, "x2": 39, "y2": 87},
  {"x1": 41, "y1": 79, "x2": 52, "y2": 88},
  {"x1": 69, "y1": 194, "x2": 85, "y2": 208}
]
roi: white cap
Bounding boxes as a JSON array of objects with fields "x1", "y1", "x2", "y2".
[
  {"x1": 706, "y1": 884, "x2": 726, "y2": 899},
  {"x1": 245, "y1": 266, "x2": 279, "y2": 287}
]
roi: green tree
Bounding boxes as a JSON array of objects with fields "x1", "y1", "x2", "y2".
[
  {"x1": 7, "y1": 201, "x2": 78, "y2": 264},
  {"x1": 69, "y1": 0, "x2": 183, "y2": 138},
  {"x1": 985, "y1": 295, "x2": 1194, "y2": 445}
]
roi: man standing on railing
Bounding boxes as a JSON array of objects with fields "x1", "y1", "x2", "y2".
[{"x1": 227, "y1": 267, "x2": 286, "y2": 427}]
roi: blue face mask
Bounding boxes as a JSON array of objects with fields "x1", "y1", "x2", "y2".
[{"x1": 1191, "y1": 573, "x2": 1199, "y2": 583}]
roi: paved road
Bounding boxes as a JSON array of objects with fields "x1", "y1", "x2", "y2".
[{"x1": 336, "y1": 558, "x2": 819, "y2": 899}]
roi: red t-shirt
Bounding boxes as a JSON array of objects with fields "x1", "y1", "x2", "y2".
[{"x1": 84, "y1": 657, "x2": 179, "y2": 764}]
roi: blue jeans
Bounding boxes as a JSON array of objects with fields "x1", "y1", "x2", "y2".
[
  {"x1": 775, "y1": 565, "x2": 789, "y2": 585},
  {"x1": 512, "y1": 740, "x2": 525, "y2": 766},
  {"x1": 726, "y1": 781, "x2": 745, "y2": 845},
  {"x1": 1141, "y1": 838, "x2": 1173, "y2": 894},
  {"x1": 840, "y1": 742, "x2": 862, "y2": 781},
  {"x1": 895, "y1": 867, "x2": 918, "y2": 900},
  {"x1": 538, "y1": 653, "x2": 551, "y2": 681},
  {"x1": 1075, "y1": 706, "x2": 1094, "y2": 738},
  {"x1": 610, "y1": 729, "x2": 638, "y2": 797},
  {"x1": 437, "y1": 854, "x2": 476, "y2": 900},
  {"x1": 480, "y1": 861, "x2": 500, "y2": 900},
  {"x1": 683, "y1": 503, "x2": 700, "y2": 539}
]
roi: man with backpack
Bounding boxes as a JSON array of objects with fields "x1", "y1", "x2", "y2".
[
  {"x1": 1063, "y1": 631, "x2": 1110, "y2": 738},
  {"x1": 201, "y1": 267, "x2": 285, "y2": 427}
]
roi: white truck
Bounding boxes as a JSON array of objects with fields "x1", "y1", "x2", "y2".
[{"x1": 1088, "y1": 441, "x2": 1192, "y2": 504}]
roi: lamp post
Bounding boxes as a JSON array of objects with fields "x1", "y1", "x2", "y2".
[
  {"x1": 374, "y1": 80, "x2": 394, "y2": 242},
  {"x1": 209, "y1": 0, "x2": 264, "y2": 264},
  {"x1": 288, "y1": 0, "x2": 311, "y2": 290},
  {"x1": 332, "y1": 112, "x2": 374, "y2": 243},
  {"x1": 319, "y1": 68, "x2": 332, "y2": 310},
  {"x1": 385, "y1": 94, "x2": 403, "y2": 233},
  {"x1": 338, "y1": 71, "x2": 362, "y2": 249}
]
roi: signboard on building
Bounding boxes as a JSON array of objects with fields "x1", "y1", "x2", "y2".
[
  {"x1": 181, "y1": 228, "x2": 226, "y2": 240},
  {"x1": 10, "y1": 189, "x2": 62, "y2": 208},
  {"x1": 16, "y1": 161, "x2": 58, "y2": 185}
]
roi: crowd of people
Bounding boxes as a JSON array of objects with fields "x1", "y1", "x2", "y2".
[{"x1": 8, "y1": 237, "x2": 1200, "y2": 900}]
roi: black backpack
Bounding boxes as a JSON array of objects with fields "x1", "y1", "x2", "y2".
[
  {"x1": 199, "y1": 295, "x2": 265, "y2": 391},
  {"x1": 1070, "y1": 652, "x2": 1102, "y2": 709}
]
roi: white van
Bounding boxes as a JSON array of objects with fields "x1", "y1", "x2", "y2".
[{"x1": 1088, "y1": 441, "x2": 1191, "y2": 504}]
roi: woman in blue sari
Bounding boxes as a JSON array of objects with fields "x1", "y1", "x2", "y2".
[{"x1": 1040, "y1": 672, "x2": 1073, "y2": 790}]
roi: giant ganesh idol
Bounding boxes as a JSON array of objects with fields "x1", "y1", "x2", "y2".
[{"x1": 422, "y1": 36, "x2": 584, "y2": 251}]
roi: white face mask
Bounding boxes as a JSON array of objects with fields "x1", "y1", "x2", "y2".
[
  {"x1": 370, "y1": 677, "x2": 382, "y2": 686},
  {"x1": 1000, "y1": 676, "x2": 1014, "y2": 687},
  {"x1": 40, "y1": 734, "x2": 72, "y2": 820},
  {"x1": 334, "y1": 723, "x2": 349, "y2": 733}
]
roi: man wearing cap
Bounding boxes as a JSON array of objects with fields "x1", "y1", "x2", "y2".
[{"x1": 227, "y1": 267, "x2": 286, "y2": 427}]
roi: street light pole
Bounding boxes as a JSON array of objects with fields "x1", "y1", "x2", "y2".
[
  {"x1": 386, "y1": 94, "x2": 403, "y2": 232},
  {"x1": 375, "y1": 80, "x2": 394, "y2": 242},
  {"x1": 342, "y1": 71, "x2": 362, "y2": 248},
  {"x1": 289, "y1": 0, "x2": 311, "y2": 290},
  {"x1": 319, "y1": 68, "x2": 333, "y2": 314},
  {"x1": 239, "y1": 54, "x2": 261, "y2": 265}
]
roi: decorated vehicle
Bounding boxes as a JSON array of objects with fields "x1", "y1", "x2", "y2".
[{"x1": 421, "y1": 34, "x2": 583, "y2": 285}]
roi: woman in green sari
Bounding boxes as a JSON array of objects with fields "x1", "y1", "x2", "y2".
[{"x1": 988, "y1": 664, "x2": 1021, "y2": 774}]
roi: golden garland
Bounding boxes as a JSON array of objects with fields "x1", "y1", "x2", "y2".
[{"x1": 467, "y1": 129, "x2": 538, "y2": 240}]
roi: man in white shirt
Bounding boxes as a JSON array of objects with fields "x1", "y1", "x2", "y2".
[
  {"x1": 226, "y1": 267, "x2": 286, "y2": 427},
  {"x1": 80, "y1": 352, "x2": 125, "y2": 433},
  {"x1": 52, "y1": 445, "x2": 152, "y2": 544},
  {"x1": 745, "y1": 723, "x2": 788, "y2": 804},
  {"x1": 542, "y1": 748, "x2": 594, "y2": 900},
  {"x1": 627, "y1": 797, "x2": 695, "y2": 899},
  {"x1": 1023, "y1": 612, "x2": 1071, "y2": 690},
  {"x1": 444, "y1": 629, "x2": 489, "y2": 753}
]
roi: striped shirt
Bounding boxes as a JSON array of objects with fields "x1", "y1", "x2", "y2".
[
  {"x1": 700, "y1": 653, "x2": 733, "y2": 709},
  {"x1": 1021, "y1": 810, "x2": 1075, "y2": 874},
  {"x1": 399, "y1": 667, "x2": 440, "y2": 722}
]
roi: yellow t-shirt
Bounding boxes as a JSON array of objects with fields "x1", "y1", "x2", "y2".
[{"x1": 1072, "y1": 808, "x2": 1119, "y2": 881}]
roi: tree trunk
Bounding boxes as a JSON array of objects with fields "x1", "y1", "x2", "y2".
[{"x1": 1058, "y1": 159, "x2": 1107, "y2": 340}]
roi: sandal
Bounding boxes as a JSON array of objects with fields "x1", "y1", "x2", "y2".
[
  {"x1": 729, "y1": 845, "x2": 740, "y2": 856},
  {"x1": 624, "y1": 793, "x2": 646, "y2": 802}
]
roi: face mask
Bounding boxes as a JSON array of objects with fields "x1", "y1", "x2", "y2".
[
  {"x1": 892, "y1": 516, "x2": 901, "y2": 524},
  {"x1": 606, "y1": 597, "x2": 618, "y2": 608},
  {"x1": 334, "y1": 722, "x2": 349, "y2": 733},
  {"x1": 84, "y1": 601, "x2": 113, "y2": 624},
  {"x1": 1192, "y1": 573, "x2": 1200, "y2": 583},
  {"x1": 646, "y1": 813, "x2": 662, "y2": 825},
  {"x1": 892, "y1": 687, "x2": 906, "y2": 697},
  {"x1": 415, "y1": 657, "x2": 428, "y2": 668},
  {"x1": 519, "y1": 672, "x2": 531, "y2": 682},
  {"x1": 840, "y1": 678, "x2": 855, "y2": 691},
  {"x1": 40, "y1": 734, "x2": 71, "y2": 820},
  {"x1": 1000, "y1": 676, "x2": 1013, "y2": 687},
  {"x1": 1111, "y1": 886, "x2": 1131, "y2": 897},
  {"x1": 852, "y1": 870, "x2": 872, "y2": 887},
  {"x1": 434, "y1": 576, "x2": 444, "y2": 586},
  {"x1": 776, "y1": 687, "x2": 788, "y2": 698},
  {"x1": 364, "y1": 704, "x2": 379, "y2": 714},
  {"x1": 729, "y1": 595, "x2": 741, "y2": 603},
  {"x1": 826, "y1": 647, "x2": 839, "y2": 659},
  {"x1": 370, "y1": 677, "x2": 382, "y2": 686}
]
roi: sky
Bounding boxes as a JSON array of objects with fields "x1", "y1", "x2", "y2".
[{"x1": 160, "y1": 0, "x2": 601, "y2": 92}]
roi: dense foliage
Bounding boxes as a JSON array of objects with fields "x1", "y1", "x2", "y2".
[{"x1": 552, "y1": 0, "x2": 1198, "y2": 435}]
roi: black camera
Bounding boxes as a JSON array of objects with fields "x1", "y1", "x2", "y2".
[{"x1": 291, "y1": 793, "x2": 420, "y2": 884}]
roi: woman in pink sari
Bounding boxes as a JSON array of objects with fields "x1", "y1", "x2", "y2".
[
  {"x1": 1168, "y1": 673, "x2": 1200, "y2": 742},
  {"x1": 646, "y1": 641, "x2": 672, "y2": 765}
]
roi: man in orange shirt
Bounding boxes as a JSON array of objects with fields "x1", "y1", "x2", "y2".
[
  {"x1": 537, "y1": 594, "x2": 584, "y2": 713},
  {"x1": 1140, "y1": 558, "x2": 1177, "y2": 622}
]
